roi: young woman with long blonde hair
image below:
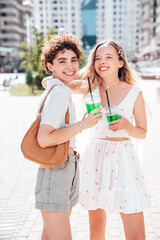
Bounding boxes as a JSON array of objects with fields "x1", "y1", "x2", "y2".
[{"x1": 79, "y1": 40, "x2": 151, "y2": 240}]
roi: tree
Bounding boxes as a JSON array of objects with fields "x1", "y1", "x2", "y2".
[
  {"x1": 79, "y1": 50, "x2": 87, "y2": 69},
  {"x1": 20, "y1": 27, "x2": 55, "y2": 90}
]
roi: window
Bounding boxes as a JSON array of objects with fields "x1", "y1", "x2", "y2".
[
  {"x1": 0, "y1": 4, "x2": 6, "y2": 8},
  {"x1": 3, "y1": 38, "x2": 8, "y2": 42},
  {"x1": 1, "y1": 13, "x2": 6, "y2": 16},
  {"x1": 2, "y1": 30, "x2": 7, "y2": 33},
  {"x1": 4, "y1": 21, "x2": 7, "y2": 25}
]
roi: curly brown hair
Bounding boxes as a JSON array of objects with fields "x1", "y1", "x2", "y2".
[{"x1": 41, "y1": 33, "x2": 83, "y2": 74}]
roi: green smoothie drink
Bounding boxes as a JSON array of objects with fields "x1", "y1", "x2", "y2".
[
  {"x1": 85, "y1": 92, "x2": 101, "y2": 114},
  {"x1": 105, "y1": 105, "x2": 120, "y2": 124},
  {"x1": 106, "y1": 114, "x2": 119, "y2": 122}
]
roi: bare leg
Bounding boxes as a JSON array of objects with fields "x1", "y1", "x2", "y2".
[
  {"x1": 120, "y1": 212, "x2": 145, "y2": 240},
  {"x1": 41, "y1": 226, "x2": 49, "y2": 240},
  {"x1": 89, "y1": 208, "x2": 106, "y2": 240},
  {"x1": 41, "y1": 210, "x2": 72, "y2": 240},
  {"x1": 41, "y1": 208, "x2": 72, "y2": 240}
]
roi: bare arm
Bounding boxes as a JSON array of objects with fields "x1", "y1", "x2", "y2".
[
  {"x1": 37, "y1": 108, "x2": 102, "y2": 148},
  {"x1": 109, "y1": 92, "x2": 147, "y2": 139}
]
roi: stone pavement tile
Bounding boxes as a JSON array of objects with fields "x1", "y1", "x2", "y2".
[
  {"x1": 151, "y1": 214, "x2": 160, "y2": 221},
  {"x1": 28, "y1": 232, "x2": 41, "y2": 240},
  {"x1": 144, "y1": 215, "x2": 152, "y2": 224},
  {"x1": 13, "y1": 238, "x2": 27, "y2": 240},
  {"x1": 22, "y1": 220, "x2": 35, "y2": 228},
  {"x1": 73, "y1": 231, "x2": 89, "y2": 240},
  {"x1": 153, "y1": 221, "x2": 160, "y2": 228},
  {"x1": 109, "y1": 237, "x2": 121, "y2": 240},
  {"x1": 155, "y1": 228, "x2": 160, "y2": 237},
  {"x1": 18, "y1": 228, "x2": 31, "y2": 237},
  {"x1": 31, "y1": 222, "x2": 43, "y2": 232},
  {"x1": 146, "y1": 224, "x2": 154, "y2": 233},
  {"x1": 0, "y1": 232, "x2": 12, "y2": 238},
  {"x1": 109, "y1": 227, "x2": 121, "y2": 237},
  {"x1": 146, "y1": 232, "x2": 157, "y2": 240}
]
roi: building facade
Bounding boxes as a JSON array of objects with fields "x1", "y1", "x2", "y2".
[
  {"x1": 96, "y1": 0, "x2": 140, "y2": 58},
  {"x1": 0, "y1": 0, "x2": 26, "y2": 71},
  {"x1": 139, "y1": 0, "x2": 160, "y2": 62},
  {"x1": 30, "y1": 0, "x2": 81, "y2": 40}
]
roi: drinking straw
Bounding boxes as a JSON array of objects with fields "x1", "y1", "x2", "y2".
[
  {"x1": 87, "y1": 76, "x2": 94, "y2": 106},
  {"x1": 105, "y1": 90, "x2": 112, "y2": 120}
]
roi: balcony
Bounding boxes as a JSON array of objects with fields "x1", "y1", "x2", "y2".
[
  {"x1": 1, "y1": 16, "x2": 19, "y2": 24},
  {"x1": 0, "y1": 33, "x2": 21, "y2": 41},
  {"x1": 0, "y1": 7, "x2": 19, "y2": 16},
  {"x1": 1, "y1": 41, "x2": 19, "y2": 48},
  {"x1": 1, "y1": 25, "x2": 26, "y2": 35}
]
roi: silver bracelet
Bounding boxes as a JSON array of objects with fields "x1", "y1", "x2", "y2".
[{"x1": 78, "y1": 121, "x2": 83, "y2": 133}]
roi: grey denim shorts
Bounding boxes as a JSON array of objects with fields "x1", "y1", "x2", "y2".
[{"x1": 35, "y1": 154, "x2": 79, "y2": 212}]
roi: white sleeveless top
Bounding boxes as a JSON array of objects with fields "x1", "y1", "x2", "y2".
[{"x1": 90, "y1": 86, "x2": 141, "y2": 139}]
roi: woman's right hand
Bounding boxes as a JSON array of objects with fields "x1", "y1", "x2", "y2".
[{"x1": 80, "y1": 108, "x2": 103, "y2": 130}]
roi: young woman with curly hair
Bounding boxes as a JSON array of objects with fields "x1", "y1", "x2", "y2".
[{"x1": 35, "y1": 33, "x2": 102, "y2": 240}]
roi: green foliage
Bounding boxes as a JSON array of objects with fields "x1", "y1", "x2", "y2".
[
  {"x1": 26, "y1": 65, "x2": 33, "y2": 85},
  {"x1": 20, "y1": 27, "x2": 52, "y2": 89},
  {"x1": 46, "y1": 27, "x2": 56, "y2": 40},
  {"x1": 79, "y1": 50, "x2": 87, "y2": 69}
]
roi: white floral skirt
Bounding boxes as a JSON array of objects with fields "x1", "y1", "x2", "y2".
[{"x1": 79, "y1": 138, "x2": 151, "y2": 214}]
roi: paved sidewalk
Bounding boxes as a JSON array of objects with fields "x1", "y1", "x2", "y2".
[{"x1": 0, "y1": 79, "x2": 160, "y2": 240}]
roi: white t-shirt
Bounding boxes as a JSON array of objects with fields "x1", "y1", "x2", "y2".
[{"x1": 38, "y1": 78, "x2": 76, "y2": 149}]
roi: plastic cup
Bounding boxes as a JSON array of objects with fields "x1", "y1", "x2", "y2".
[
  {"x1": 105, "y1": 105, "x2": 119, "y2": 124},
  {"x1": 85, "y1": 92, "x2": 101, "y2": 114}
]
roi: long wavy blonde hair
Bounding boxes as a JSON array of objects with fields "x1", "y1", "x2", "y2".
[{"x1": 70, "y1": 39, "x2": 140, "y2": 94}]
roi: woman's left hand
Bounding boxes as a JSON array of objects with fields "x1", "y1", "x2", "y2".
[{"x1": 109, "y1": 115, "x2": 130, "y2": 132}]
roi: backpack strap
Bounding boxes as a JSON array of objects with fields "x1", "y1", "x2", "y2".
[{"x1": 38, "y1": 85, "x2": 69, "y2": 124}]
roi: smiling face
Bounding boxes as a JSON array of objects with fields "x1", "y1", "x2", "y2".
[
  {"x1": 94, "y1": 44, "x2": 124, "y2": 80},
  {"x1": 47, "y1": 49, "x2": 79, "y2": 84}
]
